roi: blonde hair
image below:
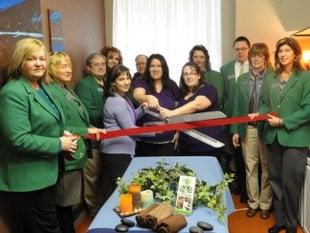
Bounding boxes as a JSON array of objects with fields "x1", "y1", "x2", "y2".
[
  {"x1": 8, "y1": 38, "x2": 48, "y2": 80},
  {"x1": 47, "y1": 51, "x2": 72, "y2": 83}
]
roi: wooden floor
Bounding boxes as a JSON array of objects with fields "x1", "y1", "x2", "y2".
[
  {"x1": 76, "y1": 194, "x2": 305, "y2": 233},
  {"x1": 228, "y1": 194, "x2": 304, "y2": 233}
]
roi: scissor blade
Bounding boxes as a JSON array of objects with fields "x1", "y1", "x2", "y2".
[
  {"x1": 144, "y1": 109, "x2": 161, "y2": 119},
  {"x1": 145, "y1": 110, "x2": 226, "y2": 123},
  {"x1": 182, "y1": 129, "x2": 224, "y2": 148},
  {"x1": 168, "y1": 111, "x2": 226, "y2": 123}
]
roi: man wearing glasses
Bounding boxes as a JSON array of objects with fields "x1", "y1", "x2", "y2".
[{"x1": 220, "y1": 36, "x2": 251, "y2": 203}]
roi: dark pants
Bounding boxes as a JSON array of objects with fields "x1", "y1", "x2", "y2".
[
  {"x1": 56, "y1": 206, "x2": 75, "y2": 233},
  {"x1": 0, "y1": 186, "x2": 61, "y2": 233},
  {"x1": 101, "y1": 154, "x2": 132, "y2": 203},
  {"x1": 233, "y1": 146, "x2": 247, "y2": 197},
  {"x1": 135, "y1": 141, "x2": 175, "y2": 156},
  {"x1": 222, "y1": 134, "x2": 247, "y2": 198},
  {"x1": 267, "y1": 140, "x2": 307, "y2": 231}
]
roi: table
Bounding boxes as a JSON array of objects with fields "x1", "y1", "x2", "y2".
[{"x1": 87, "y1": 156, "x2": 235, "y2": 233}]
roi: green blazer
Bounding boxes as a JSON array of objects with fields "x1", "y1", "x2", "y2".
[
  {"x1": 220, "y1": 61, "x2": 236, "y2": 116},
  {"x1": 0, "y1": 77, "x2": 64, "y2": 192},
  {"x1": 204, "y1": 70, "x2": 224, "y2": 110},
  {"x1": 47, "y1": 83, "x2": 90, "y2": 170},
  {"x1": 230, "y1": 71, "x2": 269, "y2": 138},
  {"x1": 75, "y1": 75, "x2": 104, "y2": 128},
  {"x1": 259, "y1": 70, "x2": 310, "y2": 147}
]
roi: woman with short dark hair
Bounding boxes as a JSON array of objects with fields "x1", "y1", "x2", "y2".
[
  {"x1": 231, "y1": 43, "x2": 273, "y2": 219},
  {"x1": 100, "y1": 64, "x2": 153, "y2": 200}
]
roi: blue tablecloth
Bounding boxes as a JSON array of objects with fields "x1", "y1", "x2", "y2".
[{"x1": 87, "y1": 156, "x2": 235, "y2": 233}]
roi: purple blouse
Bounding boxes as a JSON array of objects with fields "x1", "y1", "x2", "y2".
[
  {"x1": 100, "y1": 94, "x2": 145, "y2": 155},
  {"x1": 178, "y1": 84, "x2": 222, "y2": 152},
  {"x1": 132, "y1": 77, "x2": 180, "y2": 142}
]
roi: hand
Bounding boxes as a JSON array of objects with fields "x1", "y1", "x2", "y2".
[
  {"x1": 146, "y1": 95, "x2": 160, "y2": 109},
  {"x1": 141, "y1": 102, "x2": 149, "y2": 111},
  {"x1": 63, "y1": 130, "x2": 73, "y2": 136},
  {"x1": 248, "y1": 112, "x2": 259, "y2": 119},
  {"x1": 232, "y1": 133, "x2": 240, "y2": 148},
  {"x1": 87, "y1": 127, "x2": 106, "y2": 140},
  {"x1": 267, "y1": 114, "x2": 283, "y2": 127},
  {"x1": 159, "y1": 107, "x2": 174, "y2": 119},
  {"x1": 60, "y1": 135, "x2": 78, "y2": 153}
]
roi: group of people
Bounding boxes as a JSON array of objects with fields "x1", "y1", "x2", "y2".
[
  {"x1": 0, "y1": 35, "x2": 309, "y2": 233},
  {"x1": 226, "y1": 37, "x2": 309, "y2": 233}
]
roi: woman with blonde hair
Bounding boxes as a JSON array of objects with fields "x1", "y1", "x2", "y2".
[
  {"x1": 0, "y1": 38, "x2": 77, "y2": 233},
  {"x1": 46, "y1": 51, "x2": 104, "y2": 233}
]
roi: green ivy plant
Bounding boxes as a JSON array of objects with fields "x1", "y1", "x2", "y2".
[{"x1": 117, "y1": 160, "x2": 234, "y2": 222}]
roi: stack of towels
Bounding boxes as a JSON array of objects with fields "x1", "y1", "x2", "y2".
[{"x1": 136, "y1": 203, "x2": 187, "y2": 233}]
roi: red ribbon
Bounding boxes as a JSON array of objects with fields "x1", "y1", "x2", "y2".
[{"x1": 87, "y1": 113, "x2": 276, "y2": 140}]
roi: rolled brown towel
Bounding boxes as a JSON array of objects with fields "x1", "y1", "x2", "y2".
[
  {"x1": 145, "y1": 203, "x2": 174, "y2": 230},
  {"x1": 136, "y1": 203, "x2": 160, "y2": 228},
  {"x1": 157, "y1": 214, "x2": 187, "y2": 233}
]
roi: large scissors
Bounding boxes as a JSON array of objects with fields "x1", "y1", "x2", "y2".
[{"x1": 144, "y1": 110, "x2": 226, "y2": 148}]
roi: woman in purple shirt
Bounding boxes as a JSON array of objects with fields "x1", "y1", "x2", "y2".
[
  {"x1": 160, "y1": 62, "x2": 222, "y2": 158},
  {"x1": 133, "y1": 54, "x2": 180, "y2": 156}
]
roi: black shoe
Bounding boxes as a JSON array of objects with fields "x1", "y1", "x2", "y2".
[
  {"x1": 246, "y1": 208, "x2": 258, "y2": 217},
  {"x1": 268, "y1": 225, "x2": 286, "y2": 233},
  {"x1": 260, "y1": 209, "x2": 270, "y2": 219}
]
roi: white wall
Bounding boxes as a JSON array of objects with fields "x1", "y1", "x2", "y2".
[
  {"x1": 105, "y1": 0, "x2": 310, "y2": 66},
  {"x1": 235, "y1": 0, "x2": 310, "y2": 62}
]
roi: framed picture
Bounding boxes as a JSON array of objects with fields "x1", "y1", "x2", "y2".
[
  {"x1": 47, "y1": 9, "x2": 64, "y2": 52},
  {"x1": 0, "y1": 0, "x2": 42, "y2": 86}
]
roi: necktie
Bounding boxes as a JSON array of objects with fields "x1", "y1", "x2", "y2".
[{"x1": 249, "y1": 77, "x2": 257, "y2": 113}]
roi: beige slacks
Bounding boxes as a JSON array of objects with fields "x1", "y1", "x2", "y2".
[{"x1": 241, "y1": 126, "x2": 272, "y2": 210}]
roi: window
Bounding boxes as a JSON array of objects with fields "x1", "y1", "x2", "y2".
[{"x1": 113, "y1": 0, "x2": 221, "y2": 83}]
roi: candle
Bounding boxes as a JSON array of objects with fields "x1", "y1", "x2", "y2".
[
  {"x1": 140, "y1": 189, "x2": 154, "y2": 208},
  {"x1": 128, "y1": 183, "x2": 141, "y2": 193},
  {"x1": 119, "y1": 193, "x2": 133, "y2": 214},
  {"x1": 128, "y1": 183, "x2": 141, "y2": 208}
]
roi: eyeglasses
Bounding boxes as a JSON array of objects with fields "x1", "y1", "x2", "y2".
[
  {"x1": 234, "y1": 47, "x2": 249, "y2": 52},
  {"x1": 182, "y1": 71, "x2": 198, "y2": 77},
  {"x1": 91, "y1": 62, "x2": 106, "y2": 68}
]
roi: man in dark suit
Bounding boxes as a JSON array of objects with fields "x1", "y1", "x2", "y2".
[{"x1": 220, "y1": 36, "x2": 251, "y2": 203}]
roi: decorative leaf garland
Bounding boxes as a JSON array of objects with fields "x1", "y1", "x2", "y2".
[{"x1": 117, "y1": 160, "x2": 234, "y2": 222}]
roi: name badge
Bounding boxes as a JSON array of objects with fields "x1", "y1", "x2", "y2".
[{"x1": 227, "y1": 74, "x2": 235, "y2": 80}]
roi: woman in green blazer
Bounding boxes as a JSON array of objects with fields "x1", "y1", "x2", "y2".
[
  {"x1": 75, "y1": 53, "x2": 107, "y2": 217},
  {"x1": 0, "y1": 38, "x2": 77, "y2": 233},
  {"x1": 231, "y1": 43, "x2": 273, "y2": 219},
  {"x1": 189, "y1": 45, "x2": 224, "y2": 109},
  {"x1": 257, "y1": 38, "x2": 310, "y2": 233},
  {"x1": 46, "y1": 52, "x2": 104, "y2": 233}
]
